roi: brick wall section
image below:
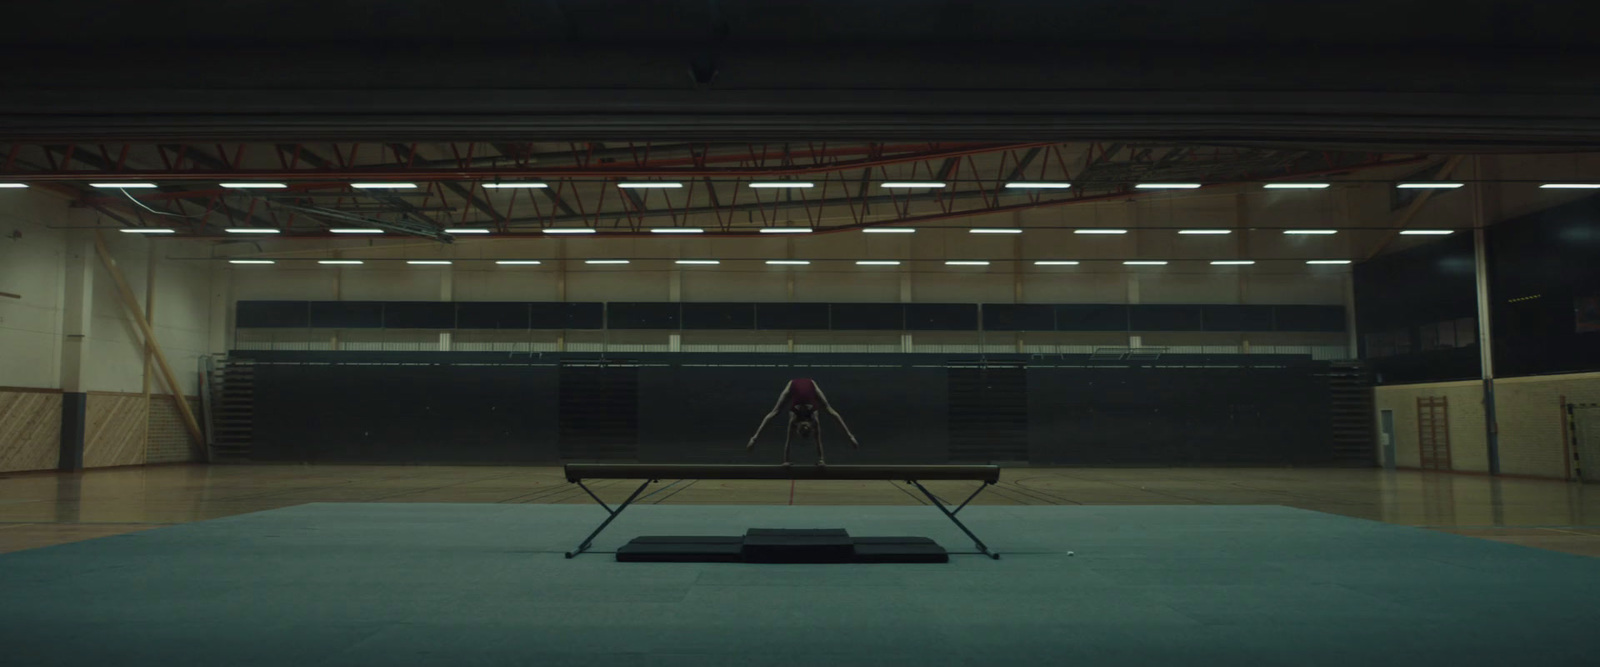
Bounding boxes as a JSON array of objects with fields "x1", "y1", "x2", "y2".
[
  {"x1": 1374, "y1": 381, "x2": 1488, "y2": 472},
  {"x1": 1375, "y1": 372, "x2": 1600, "y2": 479},
  {"x1": 1493, "y1": 372, "x2": 1600, "y2": 479},
  {"x1": 146, "y1": 395, "x2": 203, "y2": 464}
]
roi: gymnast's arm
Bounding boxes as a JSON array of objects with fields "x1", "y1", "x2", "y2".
[
  {"x1": 814, "y1": 383, "x2": 859, "y2": 448},
  {"x1": 748, "y1": 381, "x2": 793, "y2": 449}
]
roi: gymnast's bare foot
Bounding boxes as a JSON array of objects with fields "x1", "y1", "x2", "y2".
[{"x1": 816, "y1": 459, "x2": 826, "y2": 467}]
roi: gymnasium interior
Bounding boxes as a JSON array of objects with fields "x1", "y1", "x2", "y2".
[{"x1": 2, "y1": 2, "x2": 1599, "y2": 665}]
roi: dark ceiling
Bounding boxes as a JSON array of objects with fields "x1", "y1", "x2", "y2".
[{"x1": 2, "y1": 1, "x2": 1598, "y2": 148}]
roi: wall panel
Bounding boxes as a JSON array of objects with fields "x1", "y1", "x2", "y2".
[
  {"x1": 251, "y1": 364, "x2": 560, "y2": 463},
  {"x1": 0, "y1": 389, "x2": 62, "y2": 472},
  {"x1": 1028, "y1": 366, "x2": 1332, "y2": 465},
  {"x1": 83, "y1": 393, "x2": 147, "y2": 468},
  {"x1": 241, "y1": 353, "x2": 1335, "y2": 466}
]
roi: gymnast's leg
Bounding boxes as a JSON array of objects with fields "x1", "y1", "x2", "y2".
[
  {"x1": 781, "y1": 413, "x2": 795, "y2": 466},
  {"x1": 814, "y1": 417, "x2": 826, "y2": 466}
]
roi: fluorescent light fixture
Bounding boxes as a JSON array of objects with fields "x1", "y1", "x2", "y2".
[
  {"x1": 766, "y1": 260, "x2": 811, "y2": 265},
  {"x1": 350, "y1": 182, "x2": 418, "y2": 189},
  {"x1": 1179, "y1": 229, "x2": 1233, "y2": 235},
  {"x1": 220, "y1": 182, "x2": 287, "y2": 189},
  {"x1": 318, "y1": 260, "x2": 363, "y2": 265},
  {"x1": 584, "y1": 259, "x2": 629, "y2": 265},
  {"x1": 93, "y1": 183, "x2": 158, "y2": 189},
  {"x1": 543, "y1": 228, "x2": 597, "y2": 234},
  {"x1": 1396, "y1": 182, "x2": 1464, "y2": 189},
  {"x1": 225, "y1": 228, "x2": 281, "y2": 234},
  {"x1": 481, "y1": 182, "x2": 548, "y2": 189},
  {"x1": 495, "y1": 260, "x2": 542, "y2": 265},
  {"x1": 759, "y1": 228, "x2": 812, "y2": 234},
  {"x1": 1123, "y1": 260, "x2": 1169, "y2": 266},
  {"x1": 855, "y1": 260, "x2": 902, "y2": 266},
  {"x1": 675, "y1": 260, "x2": 721, "y2": 265},
  {"x1": 1263, "y1": 183, "x2": 1330, "y2": 189},
  {"x1": 880, "y1": 181, "x2": 946, "y2": 188},
  {"x1": 119, "y1": 228, "x2": 174, "y2": 234},
  {"x1": 1540, "y1": 183, "x2": 1600, "y2": 189},
  {"x1": 1034, "y1": 260, "x2": 1081, "y2": 266},
  {"x1": 1399, "y1": 230, "x2": 1456, "y2": 235},
  {"x1": 748, "y1": 182, "x2": 815, "y2": 188},
  {"x1": 445, "y1": 228, "x2": 491, "y2": 234},
  {"x1": 651, "y1": 228, "x2": 705, "y2": 234},
  {"x1": 328, "y1": 228, "x2": 383, "y2": 234},
  {"x1": 228, "y1": 260, "x2": 275, "y2": 265},
  {"x1": 617, "y1": 182, "x2": 683, "y2": 189},
  {"x1": 1210, "y1": 260, "x2": 1257, "y2": 265},
  {"x1": 945, "y1": 260, "x2": 991, "y2": 266},
  {"x1": 1306, "y1": 260, "x2": 1353, "y2": 265},
  {"x1": 406, "y1": 260, "x2": 452, "y2": 265},
  {"x1": 1283, "y1": 229, "x2": 1338, "y2": 235},
  {"x1": 1135, "y1": 183, "x2": 1201, "y2": 189},
  {"x1": 969, "y1": 228, "x2": 1022, "y2": 234},
  {"x1": 0, "y1": 183, "x2": 27, "y2": 188},
  {"x1": 1074, "y1": 229, "x2": 1127, "y2": 235},
  {"x1": 862, "y1": 228, "x2": 916, "y2": 234},
  {"x1": 1004, "y1": 182, "x2": 1072, "y2": 189}
]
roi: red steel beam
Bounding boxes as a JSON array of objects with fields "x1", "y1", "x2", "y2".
[{"x1": 2, "y1": 143, "x2": 1051, "y2": 181}]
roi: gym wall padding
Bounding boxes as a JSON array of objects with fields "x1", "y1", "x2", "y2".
[
  {"x1": 251, "y1": 364, "x2": 560, "y2": 463},
  {"x1": 1027, "y1": 366, "x2": 1333, "y2": 465},
  {"x1": 244, "y1": 352, "x2": 1336, "y2": 466}
]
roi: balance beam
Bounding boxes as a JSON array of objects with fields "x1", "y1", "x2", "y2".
[
  {"x1": 562, "y1": 463, "x2": 1003, "y2": 560},
  {"x1": 564, "y1": 463, "x2": 1000, "y2": 484}
]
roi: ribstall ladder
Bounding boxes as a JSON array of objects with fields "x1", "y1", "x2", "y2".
[
  {"x1": 1417, "y1": 396, "x2": 1451, "y2": 470},
  {"x1": 209, "y1": 356, "x2": 255, "y2": 462},
  {"x1": 1327, "y1": 361, "x2": 1377, "y2": 466}
]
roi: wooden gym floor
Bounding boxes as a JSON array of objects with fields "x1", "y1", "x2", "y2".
[{"x1": 2, "y1": 464, "x2": 1597, "y2": 557}]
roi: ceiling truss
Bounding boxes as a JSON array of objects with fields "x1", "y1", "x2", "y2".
[{"x1": 0, "y1": 141, "x2": 1419, "y2": 238}]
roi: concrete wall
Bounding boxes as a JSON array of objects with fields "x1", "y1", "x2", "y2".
[
  {"x1": 1375, "y1": 372, "x2": 1600, "y2": 479},
  {"x1": 0, "y1": 190, "x2": 215, "y2": 470}
]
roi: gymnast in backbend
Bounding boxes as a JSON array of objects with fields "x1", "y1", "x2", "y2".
[{"x1": 747, "y1": 378, "x2": 859, "y2": 466}]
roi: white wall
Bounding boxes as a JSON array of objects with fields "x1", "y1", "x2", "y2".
[
  {"x1": 0, "y1": 190, "x2": 213, "y2": 394},
  {"x1": 88, "y1": 233, "x2": 214, "y2": 395},
  {"x1": 0, "y1": 193, "x2": 70, "y2": 388}
]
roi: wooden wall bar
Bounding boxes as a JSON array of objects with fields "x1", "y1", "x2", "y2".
[
  {"x1": 83, "y1": 393, "x2": 148, "y2": 468},
  {"x1": 0, "y1": 388, "x2": 62, "y2": 472}
]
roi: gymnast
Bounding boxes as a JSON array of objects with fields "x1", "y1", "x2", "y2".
[{"x1": 747, "y1": 378, "x2": 859, "y2": 465}]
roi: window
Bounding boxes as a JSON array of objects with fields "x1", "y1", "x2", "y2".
[
  {"x1": 1419, "y1": 324, "x2": 1440, "y2": 351},
  {"x1": 1366, "y1": 332, "x2": 1393, "y2": 358}
]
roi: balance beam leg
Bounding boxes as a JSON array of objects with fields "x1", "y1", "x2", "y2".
[
  {"x1": 910, "y1": 480, "x2": 1000, "y2": 560},
  {"x1": 565, "y1": 479, "x2": 653, "y2": 558}
]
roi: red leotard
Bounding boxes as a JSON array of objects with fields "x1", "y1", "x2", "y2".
[{"x1": 788, "y1": 378, "x2": 820, "y2": 415}]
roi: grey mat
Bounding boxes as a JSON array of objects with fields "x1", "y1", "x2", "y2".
[{"x1": 2, "y1": 503, "x2": 1597, "y2": 666}]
